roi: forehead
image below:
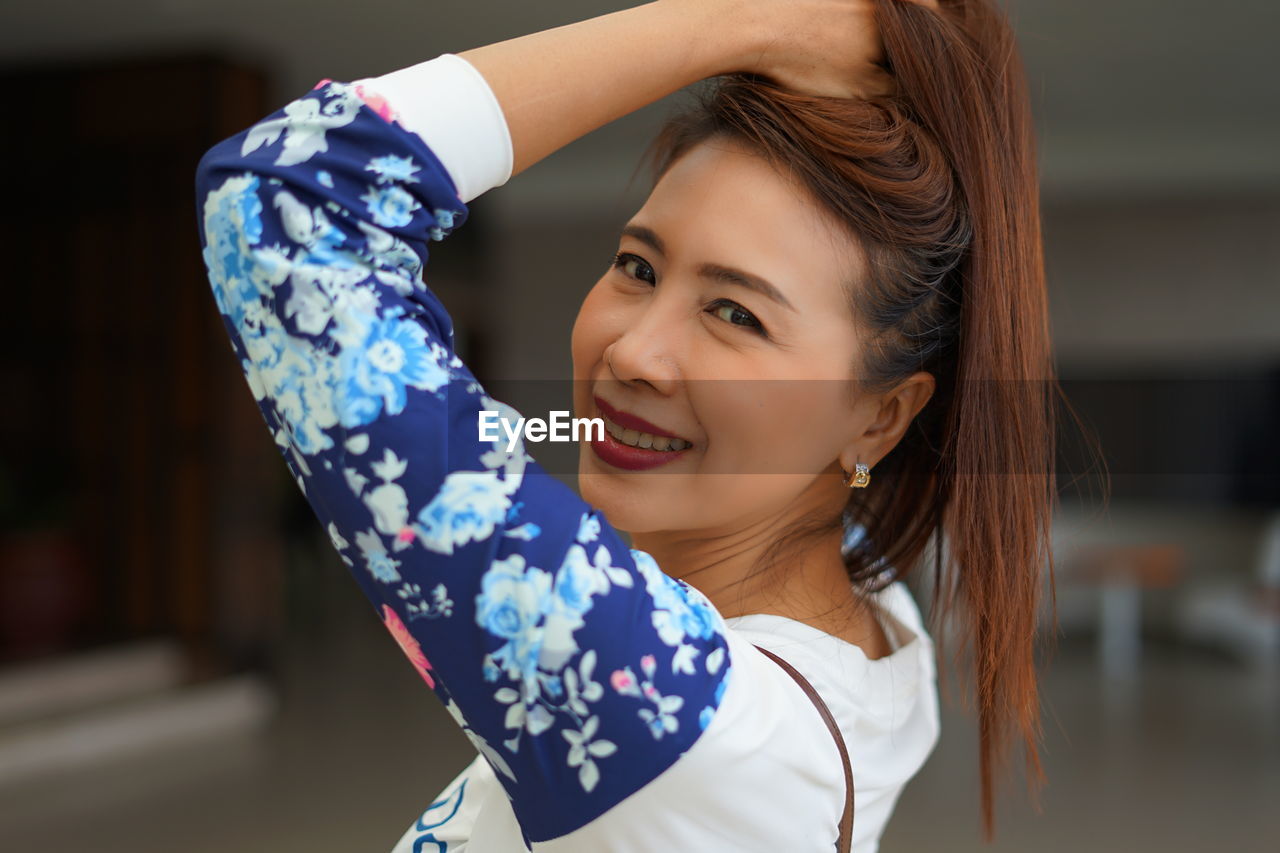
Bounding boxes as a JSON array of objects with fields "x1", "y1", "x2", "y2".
[{"x1": 635, "y1": 139, "x2": 864, "y2": 300}]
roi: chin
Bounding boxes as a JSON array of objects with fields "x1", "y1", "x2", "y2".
[
  {"x1": 577, "y1": 469, "x2": 638, "y2": 535},
  {"x1": 576, "y1": 452, "x2": 666, "y2": 537}
]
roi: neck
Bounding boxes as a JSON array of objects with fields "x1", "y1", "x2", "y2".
[{"x1": 630, "y1": 491, "x2": 855, "y2": 624}]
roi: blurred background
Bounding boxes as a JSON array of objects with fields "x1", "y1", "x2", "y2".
[{"x1": 0, "y1": 0, "x2": 1277, "y2": 850}]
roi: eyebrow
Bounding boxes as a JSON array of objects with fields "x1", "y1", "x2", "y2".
[{"x1": 620, "y1": 223, "x2": 797, "y2": 313}]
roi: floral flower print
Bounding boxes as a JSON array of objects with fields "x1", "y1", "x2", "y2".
[
  {"x1": 633, "y1": 549, "x2": 725, "y2": 660},
  {"x1": 416, "y1": 470, "x2": 513, "y2": 555},
  {"x1": 382, "y1": 604, "x2": 435, "y2": 688},
  {"x1": 475, "y1": 553, "x2": 553, "y2": 695},
  {"x1": 366, "y1": 154, "x2": 422, "y2": 185},
  {"x1": 195, "y1": 78, "x2": 734, "y2": 842},
  {"x1": 360, "y1": 183, "x2": 422, "y2": 228},
  {"x1": 241, "y1": 79, "x2": 365, "y2": 167},
  {"x1": 335, "y1": 312, "x2": 449, "y2": 426},
  {"x1": 356, "y1": 528, "x2": 402, "y2": 583},
  {"x1": 610, "y1": 653, "x2": 685, "y2": 739},
  {"x1": 562, "y1": 714, "x2": 618, "y2": 793}
]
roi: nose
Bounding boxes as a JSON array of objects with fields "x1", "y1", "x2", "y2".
[{"x1": 603, "y1": 296, "x2": 684, "y2": 396}]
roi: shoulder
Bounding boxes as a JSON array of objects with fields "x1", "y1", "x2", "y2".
[
  {"x1": 727, "y1": 582, "x2": 937, "y2": 703},
  {"x1": 724, "y1": 583, "x2": 942, "y2": 795},
  {"x1": 417, "y1": 607, "x2": 942, "y2": 852},
  {"x1": 529, "y1": 625, "x2": 848, "y2": 850}
]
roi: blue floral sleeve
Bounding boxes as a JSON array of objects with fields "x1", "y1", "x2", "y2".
[{"x1": 195, "y1": 79, "x2": 733, "y2": 844}]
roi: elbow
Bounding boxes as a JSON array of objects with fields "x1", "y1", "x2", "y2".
[{"x1": 196, "y1": 142, "x2": 274, "y2": 332}]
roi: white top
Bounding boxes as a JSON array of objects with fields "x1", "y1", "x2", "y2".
[
  {"x1": 349, "y1": 54, "x2": 941, "y2": 853},
  {"x1": 391, "y1": 581, "x2": 940, "y2": 853}
]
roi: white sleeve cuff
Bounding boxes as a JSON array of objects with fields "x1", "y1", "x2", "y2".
[{"x1": 352, "y1": 53, "x2": 514, "y2": 204}]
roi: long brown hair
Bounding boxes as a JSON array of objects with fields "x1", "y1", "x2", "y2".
[{"x1": 639, "y1": 0, "x2": 1061, "y2": 839}]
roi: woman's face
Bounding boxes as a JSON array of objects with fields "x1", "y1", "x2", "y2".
[{"x1": 571, "y1": 137, "x2": 876, "y2": 538}]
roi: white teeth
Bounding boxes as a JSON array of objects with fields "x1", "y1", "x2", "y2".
[{"x1": 600, "y1": 414, "x2": 690, "y2": 452}]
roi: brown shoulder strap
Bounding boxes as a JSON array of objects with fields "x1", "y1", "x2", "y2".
[{"x1": 753, "y1": 644, "x2": 854, "y2": 853}]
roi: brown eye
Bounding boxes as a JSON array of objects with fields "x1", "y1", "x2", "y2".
[
  {"x1": 707, "y1": 299, "x2": 767, "y2": 337},
  {"x1": 612, "y1": 252, "x2": 655, "y2": 285}
]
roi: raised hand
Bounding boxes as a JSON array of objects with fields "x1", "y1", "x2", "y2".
[{"x1": 701, "y1": 0, "x2": 941, "y2": 99}]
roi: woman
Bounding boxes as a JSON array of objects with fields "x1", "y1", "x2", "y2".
[{"x1": 195, "y1": 0, "x2": 1057, "y2": 849}]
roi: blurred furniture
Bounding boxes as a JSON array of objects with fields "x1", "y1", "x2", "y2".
[
  {"x1": 1173, "y1": 509, "x2": 1280, "y2": 670},
  {"x1": 1071, "y1": 543, "x2": 1185, "y2": 687}
]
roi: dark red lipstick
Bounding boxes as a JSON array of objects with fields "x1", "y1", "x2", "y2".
[
  {"x1": 593, "y1": 396, "x2": 686, "y2": 440},
  {"x1": 589, "y1": 395, "x2": 692, "y2": 471}
]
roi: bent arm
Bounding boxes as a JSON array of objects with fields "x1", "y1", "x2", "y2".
[
  {"x1": 193, "y1": 28, "x2": 748, "y2": 845},
  {"x1": 451, "y1": 0, "x2": 939, "y2": 166},
  {"x1": 194, "y1": 3, "x2": 899, "y2": 845},
  {"x1": 354, "y1": 0, "x2": 910, "y2": 185},
  {"x1": 454, "y1": 0, "x2": 757, "y2": 176}
]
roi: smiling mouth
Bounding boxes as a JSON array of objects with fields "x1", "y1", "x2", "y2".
[{"x1": 597, "y1": 412, "x2": 692, "y2": 452}]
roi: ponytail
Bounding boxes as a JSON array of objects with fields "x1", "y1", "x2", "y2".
[
  {"x1": 643, "y1": 0, "x2": 1064, "y2": 838},
  {"x1": 880, "y1": 0, "x2": 1056, "y2": 836}
]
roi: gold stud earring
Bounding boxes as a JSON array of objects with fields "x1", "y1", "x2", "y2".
[{"x1": 844, "y1": 461, "x2": 871, "y2": 489}]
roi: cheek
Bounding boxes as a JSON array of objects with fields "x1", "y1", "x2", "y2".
[
  {"x1": 570, "y1": 281, "x2": 614, "y2": 379},
  {"x1": 571, "y1": 281, "x2": 629, "y2": 422},
  {"x1": 697, "y1": 381, "x2": 848, "y2": 475}
]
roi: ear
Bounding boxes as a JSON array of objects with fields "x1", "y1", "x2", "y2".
[{"x1": 840, "y1": 371, "x2": 936, "y2": 472}]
